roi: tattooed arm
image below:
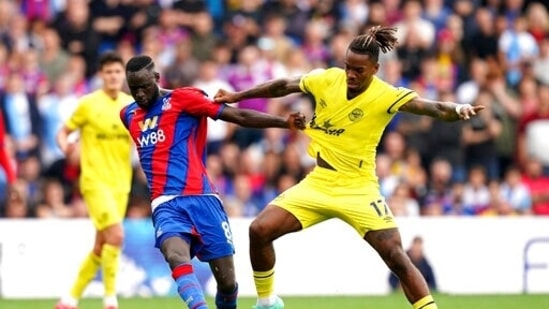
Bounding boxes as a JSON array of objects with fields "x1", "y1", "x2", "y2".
[
  {"x1": 399, "y1": 97, "x2": 485, "y2": 122},
  {"x1": 214, "y1": 76, "x2": 303, "y2": 103}
]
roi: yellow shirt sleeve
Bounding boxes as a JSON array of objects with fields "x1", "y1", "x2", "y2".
[
  {"x1": 299, "y1": 68, "x2": 330, "y2": 94},
  {"x1": 385, "y1": 86, "x2": 418, "y2": 114}
]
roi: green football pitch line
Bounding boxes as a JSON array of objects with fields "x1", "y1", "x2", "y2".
[{"x1": 0, "y1": 293, "x2": 548, "y2": 309}]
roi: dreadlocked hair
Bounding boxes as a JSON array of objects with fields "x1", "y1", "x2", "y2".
[
  {"x1": 126, "y1": 55, "x2": 154, "y2": 73},
  {"x1": 348, "y1": 26, "x2": 399, "y2": 61}
]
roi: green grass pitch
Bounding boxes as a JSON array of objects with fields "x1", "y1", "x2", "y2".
[{"x1": 1, "y1": 294, "x2": 548, "y2": 309}]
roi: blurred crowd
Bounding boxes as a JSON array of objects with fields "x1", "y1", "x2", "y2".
[{"x1": 1, "y1": 0, "x2": 549, "y2": 219}]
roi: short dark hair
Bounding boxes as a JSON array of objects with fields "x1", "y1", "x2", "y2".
[
  {"x1": 126, "y1": 55, "x2": 154, "y2": 73},
  {"x1": 98, "y1": 51, "x2": 124, "y2": 70},
  {"x1": 348, "y1": 26, "x2": 399, "y2": 62}
]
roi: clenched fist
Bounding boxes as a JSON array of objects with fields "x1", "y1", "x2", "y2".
[
  {"x1": 288, "y1": 112, "x2": 307, "y2": 130},
  {"x1": 214, "y1": 89, "x2": 239, "y2": 104}
]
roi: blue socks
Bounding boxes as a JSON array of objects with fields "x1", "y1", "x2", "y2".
[{"x1": 172, "y1": 263, "x2": 208, "y2": 309}]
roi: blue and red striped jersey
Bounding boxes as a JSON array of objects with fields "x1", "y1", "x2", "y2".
[{"x1": 120, "y1": 87, "x2": 225, "y2": 200}]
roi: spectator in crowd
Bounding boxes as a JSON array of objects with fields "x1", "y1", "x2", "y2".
[
  {"x1": 533, "y1": 35, "x2": 549, "y2": 84},
  {"x1": 499, "y1": 165, "x2": 532, "y2": 214},
  {"x1": 462, "y1": 165, "x2": 491, "y2": 215},
  {"x1": 427, "y1": 91, "x2": 465, "y2": 182},
  {"x1": 0, "y1": 112, "x2": 16, "y2": 210},
  {"x1": 387, "y1": 182, "x2": 421, "y2": 217},
  {"x1": 376, "y1": 153, "x2": 400, "y2": 199},
  {"x1": 423, "y1": 158, "x2": 455, "y2": 215},
  {"x1": 51, "y1": 0, "x2": 101, "y2": 78},
  {"x1": 389, "y1": 236, "x2": 437, "y2": 292},
  {"x1": 462, "y1": 89, "x2": 503, "y2": 180},
  {"x1": 521, "y1": 157, "x2": 549, "y2": 215},
  {"x1": 189, "y1": 11, "x2": 219, "y2": 61},
  {"x1": 486, "y1": 67, "x2": 523, "y2": 178},
  {"x1": 517, "y1": 84, "x2": 549, "y2": 174},
  {"x1": 466, "y1": 7, "x2": 499, "y2": 62},
  {"x1": 35, "y1": 179, "x2": 73, "y2": 218},
  {"x1": 498, "y1": 16, "x2": 539, "y2": 87},
  {"x1": 37, "y1": 72, "x2": 79, "y2": 167},
  {"x1": 479, "y1": 180, "x2": 519, "y2": 216},
  {"x1": 3, "y1": 179, "x2": 30, "y2": 218},
  {"x1": 38, "y1": 27, "x2": 71, "y2": 85},
  {"x1": 0, "y1": 72, "x2": 41, "y2": 161}
]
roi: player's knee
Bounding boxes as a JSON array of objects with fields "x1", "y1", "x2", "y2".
[
  {"x1": 104, "y1": 229, "x2": 124, "y2": 246},
  {"x1": 92, "y1": 242, "x2": 103, "y2": 256},
  {"x1": 216, "y1": 275, "x2": 237, "y2": 293},
  {"x1": 101, "y1": 222, "x2": 124, "y2": 246},
  {"x1": 163, "y1": 248, "x2": 191, "y2": 268},
  {"x1": 160, "y1": 237, "x2": 192, "y2": 268},
  {"x1": 249, "y1": 219, "x2": 273, "y2": 243},
  {"x1": 384, "y1": 246, "x2": 412, "y2": 275}
]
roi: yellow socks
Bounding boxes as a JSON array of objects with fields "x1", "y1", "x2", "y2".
[
  {"x1": 101, "y1": 244, "x2": 121, "y2": 297},
  {"x1": 70, "y1": 252, "x2": 101, "y2": 299},
  {"x1": 413, "y1": 295, "x2": 438, "y2": 309},
  {"x1": 253, "y1": 269, "x2": 275, "y2": 299}
]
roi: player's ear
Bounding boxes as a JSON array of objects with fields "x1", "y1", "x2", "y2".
[
  {"x1": 373, "y1": 62, "x2": 380, "y2": 74},
  {"x1": 154, "y1": 72, "x2": 160, "y2": 82}
]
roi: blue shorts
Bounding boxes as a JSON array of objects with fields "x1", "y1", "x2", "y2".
[{"x1": 152, "y1": 195, "x2": 235, "y2": 262}]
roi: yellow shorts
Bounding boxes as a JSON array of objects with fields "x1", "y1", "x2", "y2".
[
  {"x1": 271, "y1": 167, "x2": 397, "y2": 237},
  {"x1": 82, "y1": 189, "x2": 129, "y2": 231}
]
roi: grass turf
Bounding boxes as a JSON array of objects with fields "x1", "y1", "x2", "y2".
[{"x1": 0, "y1": 293, "x2": 548, "y2": 309}]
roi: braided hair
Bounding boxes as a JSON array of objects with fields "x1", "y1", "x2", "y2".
[{"x1": 348, "y1": 26, "x2": 399, "y2": 62}]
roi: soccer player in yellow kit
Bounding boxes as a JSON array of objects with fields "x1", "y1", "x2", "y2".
[
  {"x1": 215, "y1": 26, "x2": 484, "y2": 309},
  {"x1": 55, "y1": 52, "x2": 134, "y2": 309}
]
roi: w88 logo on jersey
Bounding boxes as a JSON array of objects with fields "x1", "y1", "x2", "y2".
[{"x1": 137, "y1": 129, "x2": 166, "y2": 147}]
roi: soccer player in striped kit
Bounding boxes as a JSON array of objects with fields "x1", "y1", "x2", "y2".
[{"x1": 120, "y1": 55, "x2": 306, "y2": 309}]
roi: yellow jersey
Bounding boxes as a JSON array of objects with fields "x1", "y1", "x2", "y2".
[
  {"x1": 300, "y1": 68, "x2": 417, "y2": 183},
  {"x1": 66, "y1": 90, "x2": 134, "y2": 193}
]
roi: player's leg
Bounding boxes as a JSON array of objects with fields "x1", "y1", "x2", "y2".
[
  {"x1": 365, "y1": 229, "x2": 437, "y2": 309},
  {"x1": 56, "y1": 230, "x2": 104, "y2": 309},
  {"x1": 72, "y1": 230, "x2": 104, "y2": 296},
  {"x1": 208, "y1": 256, "x2": 238, "y2": 309},
  {"x1": 56, "y1": 190, "x2": 111, "y2": 309},
  {"x1": 337, "y1": 191, "x2": 437, "y2": 309},
  {"x1": 99, "y1": 222, "x2": 124, "y2": 309},
  {"x1": 250, "y1": 175, "x2": 330, "y2": 309},
  {"x1": 97, "y1": 192, "x2": 128, "y2": 309},
  {"x1": 161, "y1": 236, "x2": 208, "y2": 309},
  {"x1": 191, "y1": 195, "x2": 238, "y2": 309},
  {"x1": 249, "y1": 204, "x2": 300, "y2": 309},
  {"x1": 153, "y1": 197, "x2": 208, "y2": 309}
]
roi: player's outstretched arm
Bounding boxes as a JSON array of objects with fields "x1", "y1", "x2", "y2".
[
  {"x1": 219, "y1": 106, "x2": 306, "y2": 130},
  {"x1": 214, "y1": 76, "x2": 303, "y2": 103},
  {"x1": 399, "y1": 97, "x2": 485, "y2": 122}
]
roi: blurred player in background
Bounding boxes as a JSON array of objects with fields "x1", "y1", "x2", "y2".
[
  {"x1": 120, "y1": 55, "x2": 305, "y2": 309},
  {"x1": 56, "y1": 52, "x2": 134, "y2": 309},
  {"x1": 214, "y1": 26, "x2": 484, "y2": 309}
]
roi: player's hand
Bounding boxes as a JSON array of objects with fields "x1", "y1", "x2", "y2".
[
  {"x1": 62, "y1": 141, "x2": 79, "y2": 158},
  {"x1": 456, "y1": 104, "x2": 485, "y2": 120},
  {"x1": 214, "y1": 89, "x2": 239, "y2": 104},
  {"x1": 287, "y1": 112, "x2": 306, "y2": 130}
]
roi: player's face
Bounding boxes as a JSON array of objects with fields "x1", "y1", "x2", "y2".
[
  {"x1": 99, "y1": 62, "x2": 126, "y2": 92},
  {"x1": 126, "y1": 70, "x2": 160, "y2": 109},
  {"x1": 344, "y1": 50, "x2": 379, "y2": 94}
]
